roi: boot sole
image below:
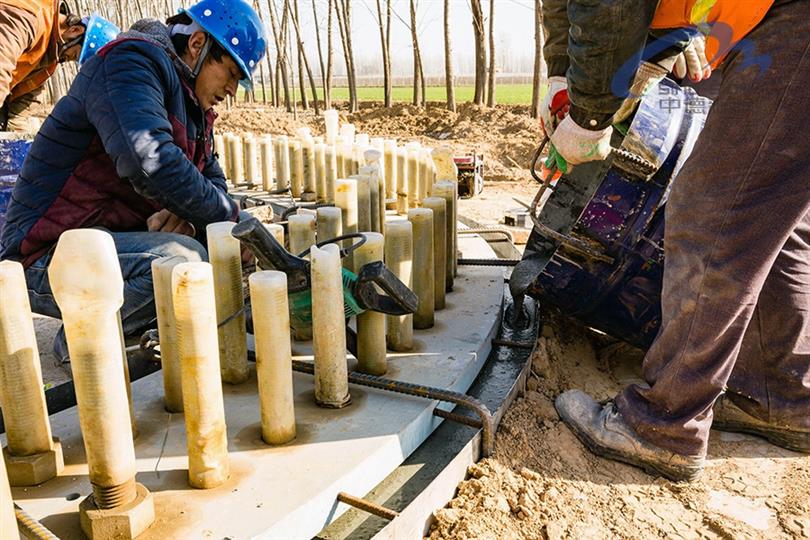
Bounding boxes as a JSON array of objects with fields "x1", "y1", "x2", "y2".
[
  {"x1": 712, "y1": 419, "x2": 810, "y2": 454},
  {"x1": 558, "y1": 411, "x2": 702, "y2": 482}
]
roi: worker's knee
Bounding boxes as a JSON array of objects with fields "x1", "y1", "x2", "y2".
[{"x1": 148, "y1": 233, "x2": 208, "y2": 264}]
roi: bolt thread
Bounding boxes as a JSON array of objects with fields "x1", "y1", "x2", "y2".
[{"x1": 92, "y1": 477, "x2": 136, "y2": 509}]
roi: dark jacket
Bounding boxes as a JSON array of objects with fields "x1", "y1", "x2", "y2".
[
  {"x1": 542, "y1": 0, "x2": 692, "y2": 130},
  {"x1": 0, "y1": 19, "x2": 237, "y2": 266}
]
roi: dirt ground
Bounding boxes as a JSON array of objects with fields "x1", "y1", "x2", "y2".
[{"x1": 426, "y1": 313, "x2": 810, "y2": 539}]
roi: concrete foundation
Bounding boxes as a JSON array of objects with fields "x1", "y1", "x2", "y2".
[{"x1": 9, "y1": 231, "x2": 503, "y2": 540}]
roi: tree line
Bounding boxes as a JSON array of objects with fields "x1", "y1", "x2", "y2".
[{"x1": 46, "y1": 0, "x2": 548, "y2": 118}]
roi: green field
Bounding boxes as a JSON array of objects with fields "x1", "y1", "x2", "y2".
[{"x1": 253, "y1": 84, "x2": 540, "y2": 105}]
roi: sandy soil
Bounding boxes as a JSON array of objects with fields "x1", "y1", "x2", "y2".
[{"x1": 427, "y1": 313, "x2": 810, "y2": 539}]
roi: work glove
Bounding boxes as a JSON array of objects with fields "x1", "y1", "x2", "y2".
[
  {"x1": 548, "y1": 115, "x2": 613, "y2": 173},
  {"x1": 613, "y1": 35, "x2": 712, "y2": 124},
  {"x1": 612, "y1": 60, "x2": 669, "y2": 124},
  {"x1": 672, "y1": 34, "x2": 711, "y2": 82},
  {"x1": 540, "y1": 76, "x2": 571, "y2": 137}
]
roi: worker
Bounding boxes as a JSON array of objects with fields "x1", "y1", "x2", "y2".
[
  {"x1": 544, "y1": 0, "x2": 810, "y2": 482},
  {"x1": 0, "y1": 0, "x2": 266, "y2": 362},
  {"x1": 0, "y1": 1, "x2": 96, "y2": 131}
]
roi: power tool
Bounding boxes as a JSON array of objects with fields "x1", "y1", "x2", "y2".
[{"x1": 232, "y1": 217, "x2": 417, "y2": 352}]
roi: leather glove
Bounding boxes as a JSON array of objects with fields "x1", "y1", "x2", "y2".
[
  {"x1": 549, "y1": 115, "x2": 613, "y2": 172},
  {"x1": 541, "y1": 76, "x2": 571, "y2": 137},
  {"x1": 673, "y1": 35, "x2": 711, "y2": 82}
]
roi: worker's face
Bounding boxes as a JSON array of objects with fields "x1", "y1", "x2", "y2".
[
  {"x1": 196, "y1": 55, "x2": 241, "y2": 111},
  {"x1": 59, "y1": 24, "x2": 86, "y2": 62},
  {"x1": 186, "y1": 32, "x2": 240, "y2": 111}
]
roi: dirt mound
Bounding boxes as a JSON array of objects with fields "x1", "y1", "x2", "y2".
[
  {"x1": 428, "y1": 313, "x2": 810, "y2": 539},
  {"x1": 217, "y1": 102, "x2": 542, "y2": 183}
]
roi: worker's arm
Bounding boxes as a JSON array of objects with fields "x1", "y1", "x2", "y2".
[
  {"x1": 0, "y1": 4, "x2": 37, "y2": 105},
  {"x1": 542, "y1": 0, "x2": 571, "y2": 79},
  {"x1": 86, "y1": 41, "x2": 238, "y2": 231},
  {"x1": 566, "y1": 0, "x2": 659, "y2": 130},
  {"x1": 200, "y1": 141, "x2": 229, "y2": 196}
]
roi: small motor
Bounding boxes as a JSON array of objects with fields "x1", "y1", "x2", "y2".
[{"x1": 454, "y1": 154, "x2": 484, "y2": 199}]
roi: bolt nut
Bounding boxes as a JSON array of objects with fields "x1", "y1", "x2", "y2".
[
  {"x1": 3, "y1": 438, "x2": 64, "y2": 486},
  {"x1": 80, "y1": 482, "x2": 155, "y2": 540}
]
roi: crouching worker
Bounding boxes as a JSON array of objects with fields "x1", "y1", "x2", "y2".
[{"x1": 0, "y1": 0, "x2": 266, "y2": 361}]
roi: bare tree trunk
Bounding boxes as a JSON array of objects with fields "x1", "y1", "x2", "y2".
[
  {"x1": 486, "y1": 0, "x2": 496, "y2": 107},
  {"x1": 284, "y1": 1, "x2": 298, "y2": 119},
  {"x1": 375, "y1": 0, "x2": 392, "y2": 107},
  {"x1": 290, "y1": 0, "x2": 320, "y2": 113},
  {"x1": 253, "y1": 0, "x2": 271, "y2": 104},
  {"x1": 312, "y1": 0, "x2": 329, "y2": 109},
  {"x1": 444, "y1": 0, "x2": 456, "y2": 112},
  {"x1": 288, "y1": 0, "x2": 307, "y2": 109},
  {"x1": 385, "y1": 0, "x2": 392, "y2": 97},
  {"x1": 326, "y1": 0, "x2": 334, "y2": 109},
  {"x1": 470, "y1": 0, "x2": 487, "y2": 106},
  {"x1": 342, "y1": 0, "x2": 358, "y2": 111},
  {"x1": 334, "y1": 0, "x2": 358, "y2": 112},
  {"x1": 268, "y1": 0, "x2": 292, "y2": 111},
  {"x1": 531, "y1": 0, "x2": 546, "y2": 119},
  {"x1": 409, "y1": 0, "x2": 424, "y2": 107}
]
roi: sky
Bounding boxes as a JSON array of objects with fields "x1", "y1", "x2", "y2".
[{"x1": 288, "y1": 0, "x2": 540, "y2": 78}]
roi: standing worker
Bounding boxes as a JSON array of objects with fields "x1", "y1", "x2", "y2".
[
  {"x1": 0, "y1": 0, "x2": 266, "y2": 361},
  {"x1": 0, "y1": 1, "x2": 116, "y2": 131},
  {"x1": 544, "y1": 0, "x2": 810, "y2": 481}
]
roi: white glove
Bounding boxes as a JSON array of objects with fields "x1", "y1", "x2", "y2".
[
  {"x1": 541, "y1": 76, "x2": 570, "y2": 136},
  {"x1": 673, "y1": 35, "x2": 711, "y2": 82},
  {"x1": 549, "y1": 115, "x2": 613, "y2": 169}
]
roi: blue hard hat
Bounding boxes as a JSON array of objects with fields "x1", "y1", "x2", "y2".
[
  {"x1": 79, "y1": 13, "x2": 121, "y2": 64},
  {"x1": 182, "y1": 0, "x2": 268, "y2": 89}
]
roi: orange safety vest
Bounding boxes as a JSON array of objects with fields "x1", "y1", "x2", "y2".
[
  {"x1": 651, "y1": 0, "x2": 774, "y2": 68},
  {"x1": 1, "y1": 0, "x2": 60, "y2": 101}
]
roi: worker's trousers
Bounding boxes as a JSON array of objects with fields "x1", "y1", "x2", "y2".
[
  {"x1": 24, "y1": 231, "x2": 207, "y2": 362},
  {"x1": 615, "y1": 0, "x2": 810, "y2": 457}
]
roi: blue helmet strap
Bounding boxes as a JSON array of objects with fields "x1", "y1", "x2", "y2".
[
  {"x1": 192, "y1": 35, "x2": 213, "y2": 80},
  {"x1": 58, "y1": 20, "x2": 88, "y2": 62}
]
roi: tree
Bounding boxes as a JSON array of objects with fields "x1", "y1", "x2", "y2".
[
  {"x1": 531, "y1": 0, "x2": 547, "y2": 119},
  {"x1": 444, "y1": 0, "x2": 456, "y2": 112},
  {"x1": 486, "y1": 0, "x2": 496, "y2": 107},
  {"x1": 289, "y1": 0, "x2": 320, "y2": 113},
  {"x1": 268, "y1": 0, "x2": 292, "y2": 111},
  {"x1": 409, "y1": 0, "x2": 426, "y2": 107},
  {"x1": 290, "y1": 0, "x2": 308, "y2": 109},
  {"x1": 312, "y1": 0, "x2": 330, "y2": 109},
  {"x1": 470, "y1": 0, "x2": 487, "y2": 106},
  {"x1": 326, "y1": 0, "x2": 335, "y2": 109},
  {"x1": 375, "y1": 0, "x2": 393, "y2": 107},
  {"x1": 334, "y1": 0, "x2": 358, "y2": 112}
]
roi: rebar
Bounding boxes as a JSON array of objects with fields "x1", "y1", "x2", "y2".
[
  {"x1": 336, "y1": 492, "x2": 399, "y2": 521},
  {"x1": 458, "y1": 227, "x2": 514, "y2": 243},
  {"x1": 289, "y1": 360, "x2": 496, "y2": 457},
  {"x1": 458, "y1": 258, "x2": 520, "y2": 267},
  {"x1": 14, "y1": 504, "x2": 59, "y2": 540}
]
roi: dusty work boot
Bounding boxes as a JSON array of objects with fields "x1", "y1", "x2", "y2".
[
  {"x1": 555, "y1": 390, "x2": 704, "y2": 482},
  {"x1": 712, "y1": 395, "x2": 810, "y2": 453}
]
